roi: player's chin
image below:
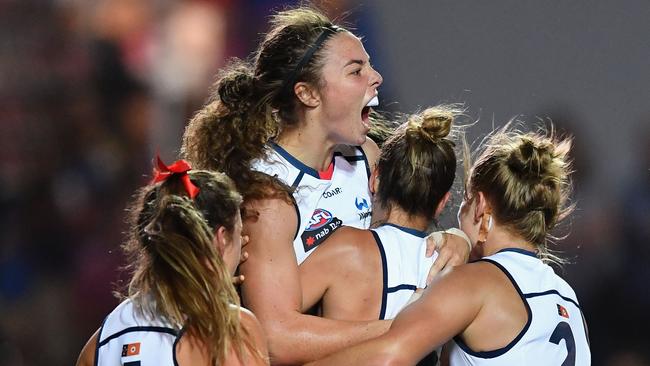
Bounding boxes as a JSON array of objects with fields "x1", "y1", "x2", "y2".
[{"x1": 353, "y1": 130, "x2": 369, "y2": 146}]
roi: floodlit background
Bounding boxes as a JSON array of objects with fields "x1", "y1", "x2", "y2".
[{"x1": 1, "y1": 1, "x2": 648, "y2": 364}]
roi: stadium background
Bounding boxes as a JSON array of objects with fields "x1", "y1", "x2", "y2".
[{"x1": 1, "y1": 0, "x2": 648, "y2": 364}]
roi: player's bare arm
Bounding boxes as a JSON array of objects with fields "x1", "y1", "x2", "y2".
[
  {"x1": 76, "y1": 329, "x2": 99, "y2": 366},
  {"x1": 239, "y1": 198, "x2": 390, "y2": 365},
  {"x1": 306, "y1": 264, "x2": 485, "y2": 365},
  {"x1": 299, "y1": 226, "x2": 382, "y2": 320}
]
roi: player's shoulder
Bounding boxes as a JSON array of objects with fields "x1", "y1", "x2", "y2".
[
  {"x1": 434, "y1": 260, "x2": 505, "y2": 292},
  {"x1": 311, "y1": 226, "x2": 376, "y2": 266},
  {"x1": 326, "y1": 226, "x2": 374, "y2": 251},
  {"x1": 237, "y1": 306, "x2": 262, "y2": 328}
]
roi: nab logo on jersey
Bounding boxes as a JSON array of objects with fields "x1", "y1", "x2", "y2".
[{"x1": 301, "y1": 208, "x2": 342, "y2": 253}]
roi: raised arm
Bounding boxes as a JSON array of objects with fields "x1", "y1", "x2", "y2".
[
  {"x1": 239, "y1": 198, "x2": 390, "y2": 365},
  {"x1": 307, "y1": 264, "x2": 484, "y2": 366}
]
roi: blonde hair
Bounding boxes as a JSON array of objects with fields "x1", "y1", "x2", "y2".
[
  {"x1": 466, "y1": 123, "x2": 574, "y2": 264},
  {"x1": 122, "y1": 170, "x2": 261, "y2": 364},
  {"x1": 376, "y1": 104, "x2": 466, "y2": 219}
]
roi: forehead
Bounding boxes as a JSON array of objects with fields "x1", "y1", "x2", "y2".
[{"x1": 321, "y1": 32, "x2": 369, "y2": 67}]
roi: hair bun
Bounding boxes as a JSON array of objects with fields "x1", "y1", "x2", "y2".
[
  {"x1": 217, "y1": 64, "x2": 255, "y2": 114},
  {"x1": 507, "y1": 137, "x2": 554, "y2": 180},
  {"x1": 406, "y1": 105, "x2": 461, "y2": 142}
]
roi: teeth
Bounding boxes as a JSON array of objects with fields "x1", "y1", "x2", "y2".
[{"x1": 366, "y1": 96, "x2": 379, "y2": 107}]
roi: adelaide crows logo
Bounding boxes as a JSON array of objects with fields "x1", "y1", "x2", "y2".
[{"x1": 301, "y1": 208, "x2": 342, "y2": 252}]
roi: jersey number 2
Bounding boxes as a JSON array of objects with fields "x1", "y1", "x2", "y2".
[{"x1": 549, "y1": 321, "x2": 575, "y2": 366}]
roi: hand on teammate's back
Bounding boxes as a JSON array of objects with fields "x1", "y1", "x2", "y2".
[{"x1": 425, "y1": 229, "x2": 471, "y2": 284}]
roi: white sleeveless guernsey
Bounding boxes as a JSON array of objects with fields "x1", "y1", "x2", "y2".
[
  {"x1": 96, "y1": 299, "x2": 181, "y2": 366},
  {"x1": 370, "y1": 224, "x2": 439, "y2": 320},
  {"x1": 448, "y1": 248, "x2": 591, "y2": 366},
  {"x1": 251, "y1": 143, "x2": 373, "y2": 264},
  {"x1": 371, "y1": 224, "x2": 442, "y2": 365}
]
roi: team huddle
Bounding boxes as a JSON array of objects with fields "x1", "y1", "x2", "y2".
[{"x1": 76, "y1": 6, "x2": 591, "y2": 366}]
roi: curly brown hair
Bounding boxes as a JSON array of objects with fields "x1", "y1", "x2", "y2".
[{"x1": 181, "y1": 7, "x2": 347, "y2": 203}]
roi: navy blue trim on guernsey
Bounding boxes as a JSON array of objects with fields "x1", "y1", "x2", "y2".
[
  {"x1": 172, "y1": 326, "x2": 187, "y2": 366},
  {"x1": 356, "y1": 146, "x2": 372, "y2": 178},
  {"x1": 382, "y1": 223, "x2": 428, "y2": 238},
  {"x1": 452, "y1": 258, "x2": 533, "y2": 359},
  {"x1": 387, "y1": 284, "x2": 417, "y2": 293},
  {"x1": 524, "y1": 289, "x2": 581, "y2": 309},
  {"x1": 290, "y1": 196, "x2": 301, "y2": 240},
  {"x1": 333, "y1": 151, "x2": 366, "y2": 162},
  {"x1": 497, "y1": 247, "x2": 538, "y2": 258},
  {"x1": 271, "y1": 142, "x2": 325, "y2": 179},
  {"x1": 94, "y1": 314, "x2": 109, "y2": 366},
  {"x1": 97, "y1": 326, "x2": 179, "y2": 348},
  {"x1": 371, "y1": 230, "x2": 389, "y2": 320},
  {"x1": 291, "y1": 171, "x2": 305, "y2": 188}
]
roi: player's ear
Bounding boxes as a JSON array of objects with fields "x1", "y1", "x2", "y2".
[
  {"x1": 214, "y1": 226, "x2": 228, "y2": 256},
  {"x1": 369, "y1": 167, "x2": 380, "y2": 194},
  {"x1": 294, "y1": 82, "x2": 320, "y2": 107}
]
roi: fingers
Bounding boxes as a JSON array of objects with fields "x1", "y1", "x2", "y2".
[
  {"x1": 426, "y1": 233, "x2": 470, "y2": 285},
  {"x1": 426, "y1": 248, "x2": 450, "y2": 285},
  {"x1": 232, "y1": 274, "x2": 245, "y2": 286},
  {"x1": 240, "y1": 250, "x2": 249, "y2": 265},
  {"x1": 443, "y1": 233, "x2": 470, "y2": 263},
  {"x1": 425, "y1": 231, "x2": 444, "y2": 257},
  {"x1": 239, "y1": 235, "x2": 250, "y2": 265}
]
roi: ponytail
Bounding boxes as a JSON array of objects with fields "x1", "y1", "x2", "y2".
[{"x1": 123, "y1": 168, "x2": 262, "y2": 364}]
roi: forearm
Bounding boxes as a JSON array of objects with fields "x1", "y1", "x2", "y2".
[
  {"x1": 260, "y1": 312, "x2": 390, "y2": 365},
  {"x1": 305, "y1": 334, "x2": 404, "y2": 366}
]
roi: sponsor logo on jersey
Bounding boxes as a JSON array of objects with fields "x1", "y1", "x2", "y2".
[
  {"x1": 302, "y1": 208, "x2": 342, "y2": 252},
  {"x1": 305, "y1": 209, "x2": 334, "y2": 230},
  {"x1": 322, "y1": 187, "x2": 343, "y2": 198},
  {"x1": 121, "y1": 342, "x2": 140, "y2": 357},
  {"x1": 557, "y1": 304, "x2": 569, "y2": 318},
  {"x1": 355, "y1": 197, "x2": 369, "y2": 210}
]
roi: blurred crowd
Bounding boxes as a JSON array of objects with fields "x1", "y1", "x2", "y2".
[{"x1": 0, "y1": 1, "x2": 648, "y2": 365}]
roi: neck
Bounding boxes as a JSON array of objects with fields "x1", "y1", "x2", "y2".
[
  {"x1": 277, "y1": 125, "x2": 336, "y2": 172},
  {"x1": 478, "y1": 226, "x2": 538, "y2": 257},
  {"x1": 383, "y1": 206, "x2": 430, "y2": 232}
]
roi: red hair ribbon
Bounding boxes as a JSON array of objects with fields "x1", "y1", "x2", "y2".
[{"x1": 152, "y1": 156, "x2": 200, "y2": 199}]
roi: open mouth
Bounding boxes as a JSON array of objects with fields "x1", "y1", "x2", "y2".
[
  {"x1": 362, "y1": 106, "x2": 371, "y2": 126},
  {"x1": 361, "y1": 96, "x2": 379, "y2": 128}
]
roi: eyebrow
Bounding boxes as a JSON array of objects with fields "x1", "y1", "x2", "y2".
[{"x1": 344, "y1": 59, "x2": 366, "y2": 67}]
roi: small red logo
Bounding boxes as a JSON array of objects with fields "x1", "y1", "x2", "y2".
[{"x1": 121, "y1": 342, "x2": 140, "y2": 357}]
